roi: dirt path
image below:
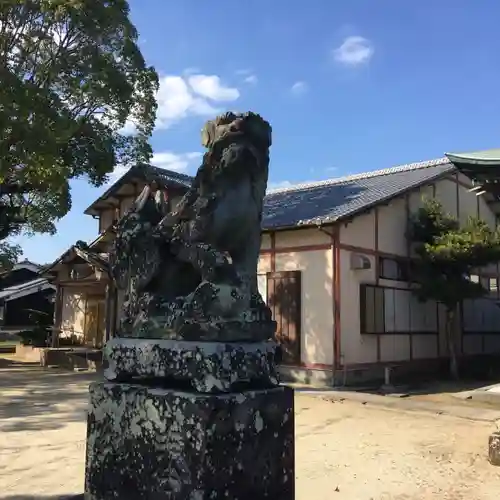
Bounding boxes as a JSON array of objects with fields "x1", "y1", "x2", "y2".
[
  {"x1": 295, "y1": 395, "x2": 500, "y2": 499},
  {"x1": 1, "y1": 364, "x2": 499, "y2": 499}
]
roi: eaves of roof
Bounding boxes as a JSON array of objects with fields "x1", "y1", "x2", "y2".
[
  {"x1": 0, "y1": 278, "x2": 55, "y2": 302},
  {"x1": 84, "y1": 164, "x2": 194, "y2": 216}
]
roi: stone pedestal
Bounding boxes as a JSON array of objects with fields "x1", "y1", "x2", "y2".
[
  {"x1": 85, "y1": 381, "x2": 294, "y2": 499},
  {"x1": 103, "y1": 338, "x2": 280, "y2": 393},
  {"x1": 84, "y1": 338, "x2": 295, "y2": 499},
  {"x1": 489, "y1": 431, "x2": 500, "y2": 466}
]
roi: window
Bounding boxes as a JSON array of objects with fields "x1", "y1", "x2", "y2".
[
  {"x1": 360, "y1": 284, "x2": 385, "y2": 334},
  {"x1": 489, "y1": 277, "x2": 498, "y2": 293},
  {"x1": 469, "y1": 274, "x2": 480, "y2": 283},
  {"x1": 379, "y1": 257, "x2": 409, "y2": 281},
  {"x1": 463, "y1": 296, "x2": 500, "y2": 333},
  {"x1": 360, "y1": 284, "x2": 438, "y2": 335}
]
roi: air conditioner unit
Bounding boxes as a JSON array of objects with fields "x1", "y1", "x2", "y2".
[{"x1": 350, "y1": 253, "x2": 371, "y2": 270}]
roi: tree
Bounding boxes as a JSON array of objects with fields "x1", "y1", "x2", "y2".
[
  {"x1": 0, "y1": 0, "x2": 158, "y2": 245},
  {"x1": 0, "y1": 240, "x2": 22, "y2": 270},
  {"x1": 408, "y1": 198, "x2": 500, "y2": 379}
]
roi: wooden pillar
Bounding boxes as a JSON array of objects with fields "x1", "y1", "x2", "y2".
[
  {"x1": 112, "y1": 285, "x2": 119, "y2": 337},
  {"x1": 104, "y1": 282, "x2": 113, "y2": 343},
  {"x1": 52, "y1": 285, "x2": 64, "y2": 347}
]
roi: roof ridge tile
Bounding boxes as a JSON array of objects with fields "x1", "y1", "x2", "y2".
[{"x1": 266, "y1": 157, "x2": 450, "y2": 195}]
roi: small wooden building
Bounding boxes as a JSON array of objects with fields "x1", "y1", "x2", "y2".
[{"x1": 0, "y1": 260, "x2": 55, "y2": 336}]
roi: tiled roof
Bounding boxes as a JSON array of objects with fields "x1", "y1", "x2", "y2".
[
  {"x1": 144, "y1": 165, "x2": 193, "y2": 187},
  {"x1": 262, "y1": 158, "x2": 455, "y2": 229},
  {"x1": 0, "y1": 277, "x2": 55, "y2": 302},
  {"x1": 84, "y1": 164, "x2": 193, "y2": 215},
  {"x1": 86, "y1": 156, "x2": 456, "y2": 230}
]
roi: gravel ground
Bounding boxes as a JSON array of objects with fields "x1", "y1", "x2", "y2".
[{"x1": 1, "y1": 362, "x2": 500, "y2": 499}]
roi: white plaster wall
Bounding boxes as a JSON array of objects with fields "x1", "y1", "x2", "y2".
[
  {"x1": 274, "y1": 227, "x2": 330, "y2": 248},
  {"x1": 258, "y1": 253, "x2": 271, "y2": 274},
  {"x1": 339, "y1": 212, "x2": 375, "y2": 249},
  {"x1": 120, "y1": 196, "x2": 135, "y2": 217},
  {"x1": 99, "y1": 208, "x2": 115, "y2": 233},
  {"x1": 377, "y1": 183, "x2": 436, "y2": 256},
  {"x1": 412, "y1": 334, "x2": 439, "y2": 359},
  {"x1": 338, "y1": 248, "x2": 378, "y2": 365},
  {"x1": 408, "y1": 184, "x2": 435, "y2": 213},
  {"x1": 379, "y1": 335, "x2": 410, "y2": 362},
  {"x1": 434, "y1": 178, "x2": 458, "y2": 217},
  {"x1": 377, "y1": 198, "x2": 408, "y2": 256},
  {"x1": 261, "y1": 234, "x2": 271, "y2": 250}
]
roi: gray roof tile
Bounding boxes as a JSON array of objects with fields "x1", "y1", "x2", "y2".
[
  {"x1": 262, "y1": 158, "x2": 454, "y2": 229},
  {"x1": 144, "y1": 165, "x2": 193, "y2": 187},
  {"x1": 88, "y1": 157, "x2": 455, "y2": 230},
  {"x1": 84, "y1": 164, "x2": 193, "y2": 215}
]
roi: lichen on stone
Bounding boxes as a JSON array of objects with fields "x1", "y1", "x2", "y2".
[{"x1": 109, "y1": 112, "x2": 277, "y2": 342}]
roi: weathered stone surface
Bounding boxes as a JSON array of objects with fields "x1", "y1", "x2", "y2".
[
  {"x1": 85, "y1": 382, "x2": 294, "y2": 499},
  {"x1": 489, "y1": 431, "x2": 500, "y2": 466},
  {"x1": 103, "y1": 337, "x2": 280, "y2": 393},
  {"x1": 109, "y1": 112, "x2": 276, "y2": 342}
]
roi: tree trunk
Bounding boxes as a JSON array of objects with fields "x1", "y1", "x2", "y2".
[{"x1": 446, "y1": 308, "x2": 459, "y2": 380}]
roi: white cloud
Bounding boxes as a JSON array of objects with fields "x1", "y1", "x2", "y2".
[
  {"x1": 155, "y1": 74, "x2": 239, "y2": 130},
  {"x1": 235, "y1": 69, "x2": 258, "y2": 85},
  {"x1": 187, "y1": 74, "x2": 240, "y2": 101},
  {"x1": 151, "y1": 151, "x2": 202, "y2": 172},
  {"x1": 156, "y1": 76, "x2": 216, "y2": 129},
  {"x1": 244, "y1": 74, "x2": 258, "y2": 85},
  {"x1": 290, "y1": 81, "x2": 308, "y2": 96},
  {"x1": 106, "y1": 150, "x2": 202, "y2": 184},
  {"x1": 333, "y1": 36, "x2": 374, "y2": 66}
]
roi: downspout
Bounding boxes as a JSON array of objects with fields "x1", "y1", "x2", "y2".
[{"x1": 317, "y1": 224, "x2": 341, "y2": 386}]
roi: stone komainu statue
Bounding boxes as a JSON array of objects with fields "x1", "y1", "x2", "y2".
[{"x1": 110, "y1": 111, "x2": 276, "y2": 342}]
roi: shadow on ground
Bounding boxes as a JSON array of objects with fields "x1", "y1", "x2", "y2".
[
  {"x1": 0, "y1": 355, "x2": 97, "y2": 433},
  {"x1": 1, "y1": 496, "x2": 84, "y2": 499},
  {"x1": 0, "y1": 358, "x2": 40, "y2": 369},
  {"x1": 363, "y1": 378, "x2": 500, "y2": 398}
]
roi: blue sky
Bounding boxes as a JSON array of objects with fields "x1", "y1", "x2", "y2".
[{"x1": 15, "y1": 0, "x2": 500, "y2": 264}]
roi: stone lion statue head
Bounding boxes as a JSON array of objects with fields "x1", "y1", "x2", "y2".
[{"x1": 200, "y1": 111, "x2": 272, "y2": 151}]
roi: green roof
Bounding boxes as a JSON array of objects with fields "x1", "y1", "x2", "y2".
[
  {"x1": 446, "y1": 148, "x2": 500, "y2": 166},
  {"x1": 446, "y1": 148, "x2": 500, "y2": 196}
]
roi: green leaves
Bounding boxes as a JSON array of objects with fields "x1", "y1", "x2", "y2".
[
  {"x1": 0, "y1": 240, "x2": 22, "y2": 271},
  {"x1": 0, "y1": 0, "x2": 158, "y2": 239},
  {"x1": 408, "y1": 198, "x2": 500, "y2": 309}
]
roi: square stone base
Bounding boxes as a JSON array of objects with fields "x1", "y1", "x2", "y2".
[{"x1": 85, "y1": 382, "x2": 294, "y2": 499}]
